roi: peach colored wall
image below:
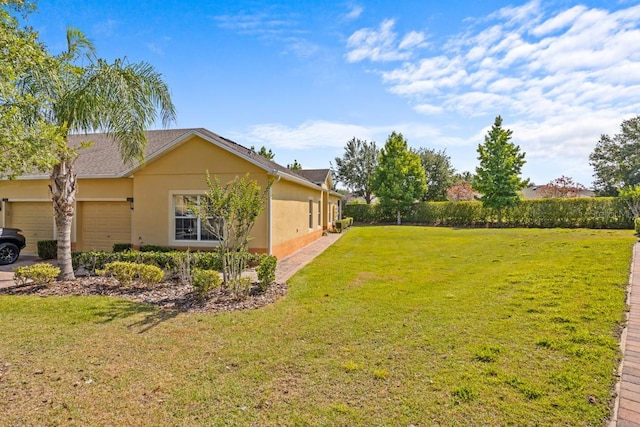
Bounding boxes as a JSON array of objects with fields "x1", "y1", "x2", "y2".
[
  {"x1": 132, "y1": 135, "x2": 270, "y2": 251},
  {"x1": 271, "y1": 179, "x2": 323, "y2": 257}
]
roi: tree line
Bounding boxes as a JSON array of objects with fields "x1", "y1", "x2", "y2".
[{"x1": 332, "y1": 115, "x2": 640, "y2": 225}]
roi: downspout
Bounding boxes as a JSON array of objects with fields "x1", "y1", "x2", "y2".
[{"x1": 268, "y1": 171, "x2": 281, "y2": 256}]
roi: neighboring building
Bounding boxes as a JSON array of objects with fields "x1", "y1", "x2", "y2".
[{"x1": 0, "y1": 128, "x2": 343, "y2": 258}]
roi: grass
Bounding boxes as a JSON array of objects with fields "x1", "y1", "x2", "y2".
[{"x1": 0, "y1": 227, "x2": 635, "y2": 426}]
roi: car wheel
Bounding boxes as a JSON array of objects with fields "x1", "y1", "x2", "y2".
[{"x1": 0, "y1": 242, "x2": 20, "y2": 265}]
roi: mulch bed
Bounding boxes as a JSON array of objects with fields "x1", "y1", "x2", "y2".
[{"x1": 0, "y1": 276, "x2": 288, "y2": 314}]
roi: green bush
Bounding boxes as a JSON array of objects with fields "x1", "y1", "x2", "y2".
[
  {"x1": 13, "y1": 263, "x2": 61, "y2": 287},
  {"x1": 139, "y1": 244, "x2": 174, "y2": 252},
  {"x1": 191, "y1": 268, "x2": 222, "y2": 298},
  {"x1": 37, "y1": 240, "x2": 57, "y2": 260},
  {"x1": 113, "y1": 243, "x2": 132, "y2": 252},
  {"x1": 635, "y1": 218, "x2": 640, "y2": 235},
  {"x1": 335, "y1": 217, "x2": 354, "y2": 233},
  {"x1": 98, "y1": 261, "x2": 164, "y2": 286},
  {"x1": 257, "y1": 255, "x2": 277, "y2": 291}
]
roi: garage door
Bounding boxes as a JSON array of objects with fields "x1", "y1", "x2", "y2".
[
  {"x1": 80, "y1": 201, "x2": 131, "y2": 252},
  {"x1": 6, "y1": 202, "x2": 54, "y2": 254}
]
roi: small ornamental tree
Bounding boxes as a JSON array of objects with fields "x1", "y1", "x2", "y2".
[
  {"x1": 196, "y1": 172, "x2": 272, "y2": 291},
  {"x1": 372, "y1": 131, "x2": 427, "y2": 225},
  {"x1": 618, "y1": 185, "x2": 640, "y2": 219},
  {"x1": 474, "y1": 116, "x2": 528, "y2": 225},
  {"x1": 539, "y1": 176, "x2": 587, "y2": 198},
  {"x1": 447, "y1": 180, "x2": 476, "y2": 202}
]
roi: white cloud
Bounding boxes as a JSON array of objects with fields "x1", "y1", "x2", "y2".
[
  {"x1": 346, "y1": 1, "x2": 640, "y2": 185},
  {"x1": 345, "y1": 19, "x2": 427, "y2": 62},
  {"x1": 343, "y1": 4, "x2": 364, "y2": 21},
  {"x1": 230, "y1": 120, "x2": 444, "y2": 150}
]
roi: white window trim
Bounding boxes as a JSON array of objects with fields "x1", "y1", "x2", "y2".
[{"x1": 168, "y1": 190, "x2": 221, "y2": 248}]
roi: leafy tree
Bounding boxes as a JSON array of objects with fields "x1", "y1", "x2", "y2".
[
  {"x1": 287, "y1": 159, "x2": 302, "y2": 170},
  {"x1": 23, "y1": 28, "x2": 175, "y2": 279},
  {"x1": 332, "y1": 137, "x2": 379, "y2": 204},
  {"x1": 371, "y1": 131, "x2": 426, "y2": 225},
  {"x1": 251, "y1": 145, "x2": 274, "y2": 160},
  {"x1": 539, "y1": 176, "x2": 587, "y2": 198},
  {"x1": 196, "y1": 173, "x2": 271, "y2": 294},
  {"x1": 418, "y1": 148, "x2": 455, "y2": 201},
  {"x1": 0, "y1": 1, "x2": 63, "y2": 177},
  {"x1": 447, "y1": 180, "x2": 476, "y2": 201},
  {"x1": 618, "y1": 185, "x2": 640, "y2": 219},
  {"x1": 474, "y1": 116, "x2": 528, "y2": 225},
  {"x1": 589, "y1": 116, "x2": 640, "y2": 196}
]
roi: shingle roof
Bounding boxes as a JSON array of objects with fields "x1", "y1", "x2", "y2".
[
  {"x1": 13, "y1": 128, "x2": 344, "y2": 197},
  {"x1": 63, "y1": 128, "x2": 295, "y2": 178},
  {"x1": 294, "y1": 169, "x2": 331, "y2": 185}
]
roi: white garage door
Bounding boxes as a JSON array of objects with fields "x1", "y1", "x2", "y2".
[
  {"x1": 6, "y1": 202, "x2": 54, "y2": 254},
  {"x1": 81, "y1": 201, "x2": 131, "y2": 251}
]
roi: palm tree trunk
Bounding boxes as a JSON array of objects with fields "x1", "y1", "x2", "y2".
[{"x1": 50, "y1": 158, "x2": 77, "y2": 280}]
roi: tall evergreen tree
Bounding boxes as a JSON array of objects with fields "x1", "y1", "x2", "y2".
[
  {"x1": 589, "y1": 116, "x2": 640, "y2": 196},
  {"x1": 332, "y1": 137, "x2": 378, "y2": 203},
  {"x1": 372, "y1": 132, "x2": 426, "y2": 225},
  {"x1": 474, "y1": 116, "x2": 528, "y2": 225},
  {"x1": 417, "y1": 148, "x2": 455, "y2": 201}
]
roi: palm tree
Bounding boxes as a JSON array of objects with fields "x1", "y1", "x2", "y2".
[{"x1": 31, "y1": 28, "x2": 176, "y2": 279}]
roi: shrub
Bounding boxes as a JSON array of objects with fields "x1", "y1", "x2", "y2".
[
  {"x1": 13, "y1": 263, "x2": 60, "y2": 287},
  {"x1": 139, "y1": 244, "x2": 174, "y2": 252},
  {"x1": 98, "y1": 261, "x2": 164, "y2": 286},
  {"x1": 113, "y1": 243, "x2": 132, "y2": 252},
  {"x1": 257, "y1": 255, "x2": 277, "y2": 291},
  {"x1": 37, "y1": 240, "x2": 57, "y2": 260},
  {"x1": 335, "y1": 217, "x2": 354, "y2": 232},
  {"x1": 191, "y1": 268, "x2": 222, "y2": 298},
  {"x1": 635, "y1": 218, "x2": 640, "y2": 235}
]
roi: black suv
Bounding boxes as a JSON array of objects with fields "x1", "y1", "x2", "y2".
[{"x1": 0, "y1": 228, "x2": 26, "y2": 265}]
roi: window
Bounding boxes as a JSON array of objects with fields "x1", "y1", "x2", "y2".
[
  {"x1": 317, "y1": 200, "x2": 321, "y2": 227},
  {"x1": 174, "y1": 195, "x2": 218, "y2": 241},
  {"x1": 308, "y1": 200, "x2": 313, "y2": 229}
]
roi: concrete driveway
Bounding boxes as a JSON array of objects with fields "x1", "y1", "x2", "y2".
[{"x1": 0, "y1": 254, "x2": 45, "y2": 289}]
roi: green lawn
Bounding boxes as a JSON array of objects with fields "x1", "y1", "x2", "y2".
[{"x1": 0, "y1": 227, "x2": 635, "y2": 426}]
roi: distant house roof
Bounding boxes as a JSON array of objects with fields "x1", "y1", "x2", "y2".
[
  {"x1": 14, "y1": 128, "x2": 340, "y2": 194},
  {"x1": 294, "y1": 169, "x2": 331, "y2": 185},
  {"x1": 521, "y1": 185, "x2": 595, "y2": 199}
]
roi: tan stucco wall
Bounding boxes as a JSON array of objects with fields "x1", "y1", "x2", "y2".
[
  {"x1": 271, "y1": 179, "x2": 323, "y2": 258},
  {"x1": 131, "y1": 135, "x2": 270, "y2": 251},
  {"x1": 0, "y1": 135, "x2": 338, "y2": 258}
]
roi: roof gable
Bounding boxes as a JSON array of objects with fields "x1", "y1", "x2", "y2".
[{"x1": 14, "y1": 128, "x2": 331, "y2": 193}]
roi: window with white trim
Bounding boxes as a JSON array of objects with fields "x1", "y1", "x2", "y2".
[
  {"x1": 174, "y1": 195, "x2": 219, "y2": 241},
  {"x1": 308, "y1": 199, "x2": 313, "y2": 229},
  {"x1": 317, "y1": 200, "x2": 321, "y2": 227}
]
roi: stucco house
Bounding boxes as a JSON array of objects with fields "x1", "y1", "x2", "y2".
[{"x1": 0, "y1": 128, "x2": 343, "y2": 258}]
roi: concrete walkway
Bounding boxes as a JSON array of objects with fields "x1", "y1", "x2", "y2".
[{"x1": 612, "y1": 243, "x2": 640, "y2": 427}]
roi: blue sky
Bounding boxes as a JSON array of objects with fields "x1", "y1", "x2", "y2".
[{"x1": 24, "y1": 0, "x2": 640, "y2": 187}]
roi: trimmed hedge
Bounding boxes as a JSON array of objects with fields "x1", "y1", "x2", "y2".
[
  {"x1": 72, "y1": 249, "x2": 268, "y2": 276},
  {"x1": 335, "y1": 217, "x2": 353, "y2": 233},
  {"x1": 344, "y1": 197, "x2": 633, "y2": 229},
  {"x1": 37, "y1": 240, "x2": 57, "y2": 260}
]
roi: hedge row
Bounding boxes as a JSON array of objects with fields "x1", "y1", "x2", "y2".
[
  {"x1": 72, "y1": 249, "x2": 266, "y2": 275},
  {"x1": 344, "y1": 198, "x2": 633, "y2": 229}
]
